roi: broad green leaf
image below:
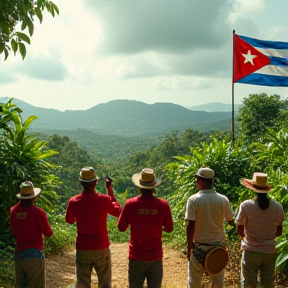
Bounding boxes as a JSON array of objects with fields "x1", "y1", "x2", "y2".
[
  {"x1": 21, "y1": 20, "x2": 27, "y2": 31},
  {"x1": 26, "y1": 17, "x2": 34, "y2": 36},
  {"x1": 35, "y1": 8, "x2": 43, "y2": 23},
  {"x1": 23, "y1": 115, "x2": 38, "y2": 128},
  {"x1": 38, "y1": 150, "x2": 59, "y2": 159},
  {"x1": 16, "y1": 32, "x2": 31, "y2": 44},
  {"x1": 18, "y1": 43, "x2": 26, "y2": 60},
  {"x1": 276, "y1": 253, "x2": 288, "y2": 267},
  {"x1": 11, "y1": 39, "x2": 18, "y2": 54},
  {"x1": 51, "y1": 2, "x2": 60, "y2": 15},
  {"x1": 4, "y1": 48, "x2": 9, "y2": 60},
  {"x1": 0, "y1": 42, "x2": 5, "y2": 53},
  {"x1": 276, "y1": 240, "x2": 288, "y2": 249},
  {"x1": 37, "y1": 0, "x2": 44, "y2": 7}
]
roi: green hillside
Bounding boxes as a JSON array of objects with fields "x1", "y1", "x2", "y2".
[{"x1": 0, "y1": 97, "x2": 232, "y2": 136}]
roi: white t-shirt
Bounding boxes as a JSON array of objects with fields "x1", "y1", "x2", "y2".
[
  {"x1": 236, "y1": 199, "x2": 285, "y2": 253},
  {"x1": 185, "y1": 189, "x2": 234, "y2": 243}
]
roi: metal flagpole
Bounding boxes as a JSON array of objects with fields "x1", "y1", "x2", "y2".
[{"x1": 232, "y1": 30, "x2": 235, "y2": 143}]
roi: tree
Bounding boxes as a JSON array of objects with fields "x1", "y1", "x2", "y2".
[
  {"x1": 0, "y1": 0, "x2": 59, "y2": 60},
  {"x1": 237, "y1": 93, "x2": 288, "y2": 143},
  {"x1": 45, "y1": 133, "x2": 105, "y2": 209},
  {"x1": 0, "y1": 99, "x2": 59, "y2": 235}
]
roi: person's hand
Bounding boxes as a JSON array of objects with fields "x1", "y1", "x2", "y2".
[
  {"x1": 187, "y1": 248, "x2": 191, "y2": 261},
  {"x1": 105, "y1": 176, "x2": 113, "y2": 188},
  {"x1": 187, "y1": 242, "x2": 195, "y2": 261},
  {"x1": 105, "y1": 176, "x2": 117, "y2": 202}
]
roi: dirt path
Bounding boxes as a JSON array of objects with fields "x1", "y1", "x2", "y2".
[{"x1": 46, "y1": 243, "x2": 241, "y2": 288}]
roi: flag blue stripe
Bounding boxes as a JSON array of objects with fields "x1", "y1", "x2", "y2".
[
  {"x1": 236, "y1": 73, "x2": 288, "y2": 87},
  {"x1": 269, "y1": 56, "x2": 288, "y2": 67},
  {"x1": 239, "y1": 35, "x2": 288, "y2": 50}
]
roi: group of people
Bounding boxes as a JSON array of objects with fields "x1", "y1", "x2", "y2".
[
  {"x1": 185, "y1": 168, "x2": 285, "y2": 288},
  {"x1": 9, "y1": 166, "x2": 285, "y2": 288}
]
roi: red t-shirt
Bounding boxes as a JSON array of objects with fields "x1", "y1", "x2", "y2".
[
  {"x1": 10, "y1": 203, "x2": 53, "y2": 254},
  {"x1": 117, "y1": 195, "x2": 173, "y2": 261},
  {"x1": 65, "y1": 190, "x2": 121, "y2": 250}
]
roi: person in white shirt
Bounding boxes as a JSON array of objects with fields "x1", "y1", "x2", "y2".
[{"x1": 185, "y1": 167, "x2": 234, "y2": 288}]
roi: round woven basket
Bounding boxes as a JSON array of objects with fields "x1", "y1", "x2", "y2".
[{"x1": 204, "y1": 247, "x2": 229, "y2": 275}]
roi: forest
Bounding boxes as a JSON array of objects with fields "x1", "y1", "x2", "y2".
[{"x1": 0, "y1": 93, "x2": 288, "y2": 287}]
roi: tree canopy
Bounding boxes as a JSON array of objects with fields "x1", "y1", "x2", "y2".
[
  {"x1": 237, "y1": 93, "x2": 288, "y2": 142},
  {"x1": 0, "y1": 0, "x2": 59, "y2": 60}
]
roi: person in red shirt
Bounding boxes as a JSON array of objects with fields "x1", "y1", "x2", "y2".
[
  {"x1": 10, "y1": 181, "x2": 53, "y2": 288},
  {"x1": 65, "y1": 167, "x2": 121, "y2": 288},
  {"x1": 118, "y1": 168, "x2": 173, "y2": 288}
]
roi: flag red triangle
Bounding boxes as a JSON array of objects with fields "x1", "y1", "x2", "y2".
[{"x1": 233, "y1": 34, "x2": 270, "y2": 82}]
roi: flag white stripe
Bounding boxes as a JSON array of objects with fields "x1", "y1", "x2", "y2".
[
  {"x1": 255, "y1": 64, "x2": 288, "y2": 77},
  {"x1": 256, "y1": 47, "x2": 288, "y2": 58}
]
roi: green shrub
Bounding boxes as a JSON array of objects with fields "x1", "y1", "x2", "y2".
[
  {"x1": 45, "y1": 213, "x2": 76, "y2": 256},
  {"x1": 107, "y1": 217, "x2": 130, "y2": 243}
]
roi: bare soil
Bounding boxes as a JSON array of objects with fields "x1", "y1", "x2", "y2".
[
  {"x1": 46, "y1": 243, "x2": 242, "y2": 288},
  {"x1": 46, "y1": 243, "x2": 288, "y2": 288}
]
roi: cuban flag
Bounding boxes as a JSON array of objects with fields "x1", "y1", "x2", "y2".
[{"x1": 233, "y1": 34, "x2": 288, "y2": 87}]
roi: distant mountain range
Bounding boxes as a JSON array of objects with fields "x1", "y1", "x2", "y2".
[
  {"x1": 188, "y1": 102, "x2": 242, "y2": 112},
  {"x1": 0, "y1": 97, "x2": 234, "y2": 136}
]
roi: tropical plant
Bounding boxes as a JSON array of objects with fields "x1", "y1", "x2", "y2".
[
  {"x1": 0, "y1": 98, "x2": 23, "y2": 131},
  {"x1": 0, "y1": 0, "x2": 59, "y2": 60},
  {"x1": 0, "y1": 99, "x2": 60, "y2": 235},
  {"x1": 165, "y1": 137, "x2": 250, "y2": 247}
]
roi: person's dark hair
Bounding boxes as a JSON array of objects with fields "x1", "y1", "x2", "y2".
[
  {"x1": 20, "y1": 198, "x2": 36, "y2": 206},
  {"x1": 137, "y1": 187, "x2": 156, "y2": 196},
  {"x1": 80, "y1": 180, "x2": 97, "y2": 190},
  {"x1": 255, "y1": 193, "x2": 270, "y2": 210},
  {"x1": 197, "y1": 177, "x2": 213, "y2": 185}
]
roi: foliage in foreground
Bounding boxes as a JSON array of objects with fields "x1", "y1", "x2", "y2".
[
  {"x1": 1, "y1": 94, "x2": 288, "y2": 285},
  {"x1": 0, "y1": 0, "x2": 59, "y2": 60},
  {"x1": 166, "y1": 127, "x2": 288, "y2": 275},
  {"x1": 0, "y1": 100, "x2": 60, "y2": 236}
]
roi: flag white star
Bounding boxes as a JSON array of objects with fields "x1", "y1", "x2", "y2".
[{"x1": 242, "y1": 50, "x2": 257, "y2": 65}]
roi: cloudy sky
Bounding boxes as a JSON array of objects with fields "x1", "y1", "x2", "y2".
[{"x1": 1, "y1": 0, "x2": 288, "y2": 111}]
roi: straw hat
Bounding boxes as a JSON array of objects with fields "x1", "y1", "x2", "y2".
[
  {"x1": 195, "y1": 167, "x2": 215, "y2": 179},
  {"x1": 240, "y1": 172, "x2": 272, "y2": 193},
  {"x1": 79, "y1": 167, "x2": 99, "y2": 182},
  {"x1": 16, "y1": 181, "x2": 41, "y2": 199},
  {"x1": 132, "y1": 168, "x2": 161, "y2": 189}
]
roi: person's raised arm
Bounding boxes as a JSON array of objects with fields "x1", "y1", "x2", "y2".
[{"x1": 105, "y1": 176, "x2": 117, "y2": 202}]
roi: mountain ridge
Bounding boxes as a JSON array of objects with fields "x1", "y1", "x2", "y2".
[{"x1": 0, "y1": 97, "x2": 233, "y2": 136}]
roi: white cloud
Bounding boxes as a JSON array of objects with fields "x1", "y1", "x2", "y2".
[
  {"x1": 153, "y1": 76, "x2": 213, "y2": 90},
  {"x1": 2, "y1": 0, "x2": 288, "y2": 111},
  {"x1": 86, "y1": 0, "x2": 231, "y2": 55}
]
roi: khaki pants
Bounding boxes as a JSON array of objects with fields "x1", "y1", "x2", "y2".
[
  {"x1": 241, "y1": 250, "x2": 277, "y2": 288},
  {"x1": 128, "y1": 258, "x2": 163, "y2": 288},
  {"x1": 15, "y1": 257, "x2": 45, "y2": 288},
  {"x1": 76, "y1": 248, "x2": 111, "y2": 288},
  {"x1": 188, "y1": 245, "x2": 225, "y2": 288}
]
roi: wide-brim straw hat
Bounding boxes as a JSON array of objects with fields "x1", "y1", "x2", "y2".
[
  {"x1": 240, "y1": 172, "x2": 272, "y2": 193},
  {"x1": 132, "y1": 168, "x2": 161, "y2": 189},
  {"x1": 79, "y1": 167, "x2": 99, "y2": 182},
  {"x1": 16, "y1": 181, "x2": 41, "y2": 199}
]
